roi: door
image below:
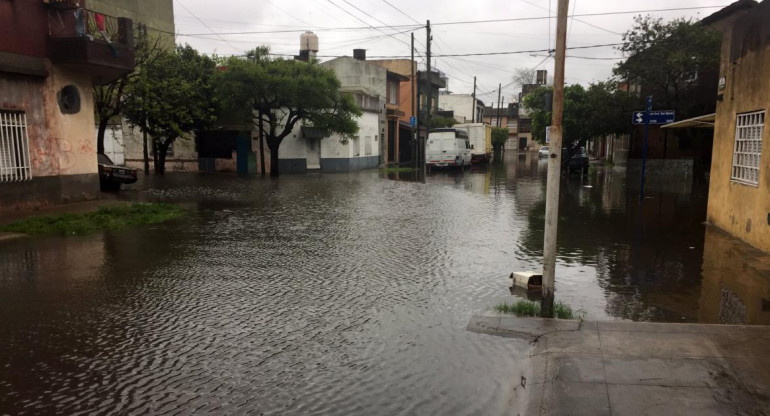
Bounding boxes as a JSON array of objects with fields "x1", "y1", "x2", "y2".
[{"x1": 306, "y1": 138, "x2": 321, "y2": 170}]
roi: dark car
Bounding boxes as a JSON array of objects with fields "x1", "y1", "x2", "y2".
[
  {"x1": 98, "y1": 153, "x2": 137, "y2": 190},
  {"x1": 562, "y1": 146, "x2": 589, "y2": 174}
]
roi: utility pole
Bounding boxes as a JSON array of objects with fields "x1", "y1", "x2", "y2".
[
  {"x1": 541, "y1": 0, "x2": 569, "y2": 318},
  {"x1": 424, "y1": 20, "x2": 432, "y2": 176},
  {"x1": 496, "y1": 83, "x2": 502, "y2": 127},
  {"x1": 501, "y1": 97, "x2": 506, "y2": 128},
  {"x1": 640, "y1": 95, "x2": 652, "y2": 201},
  {"x1": 412, "y1": 32, "x2": 417, "y2": 170},
  {"x1": 472, "y1": 76, "x2": 477, "y2": 123}
]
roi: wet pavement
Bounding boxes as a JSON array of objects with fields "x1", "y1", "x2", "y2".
[
  {"x1": 467, "y1": 315, "x2": 770, "y2": 415},
  {"x1": 1, "y1": 152, "x2": 768, "y2": 414}
]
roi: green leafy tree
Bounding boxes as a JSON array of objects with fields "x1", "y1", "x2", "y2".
[
  {"x1": 93, "y1": 31, "x2": 167, "y2": 156},
  {"x1": 217, "y1": 48, "x2": 362, "y2": 176},
  {"x1": 523, "y1": 82, "x2": 635, "y2": 163},
  {"x1": 614, "y1": 16, "x2": 721, "y2": 118},
  {"x1": 429, "y1": 115, "x2": 457, "y2": 128},
  {"x1": 122, "y1": 45, "x2": 218, "y2": 174},
  {"x1": 491, "y1": 126, "x2": 508, "y2": 159}
]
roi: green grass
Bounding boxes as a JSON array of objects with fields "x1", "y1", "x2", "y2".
[
  {"x1": 494, "y1": 299, "x2": 578, "y2": 319},
  {"x1": 380, "y1": 167, "x2": 417, "y2": 173},
  {"x1": 0, "y1": 203, "x2": 186, "y2": 236}
]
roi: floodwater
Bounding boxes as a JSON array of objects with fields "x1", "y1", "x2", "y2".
[{"x1": 1, "y1": 153, "x2": 768, "y2": 414}]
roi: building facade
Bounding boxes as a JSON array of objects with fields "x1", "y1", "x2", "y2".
[
  {"x1": 0, "y1": 0, "x2": 135, "y2": 210},
  {"x1": 706, "y1": 0, "x2": 770, "y2": 252},
  {"x1": 438, "y1": 93, "x2": 484, "y2": 123}
]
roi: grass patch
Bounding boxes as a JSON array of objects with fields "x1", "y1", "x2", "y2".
[
  {"x1": 380, "y1": 167, "x2": 416, "y2": 173},
  {"x1": 0, "y1": 203, "x2": 185, "y2": 236},
  {"x1": 494, "y1": 299, "x2": 578, "y2": 320}
]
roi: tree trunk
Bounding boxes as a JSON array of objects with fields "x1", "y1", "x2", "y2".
[
  {"x1": 259, "y1": 113, "x2": 266, "y2": 176},
  {"x1": 269, "y1": 143, "x2": 279, "y2": 177},
  {"x1": 152, "y1": 139, "x2": 159, "y2": 174},
  {"x1": 97, "y1": 117, "x2": 109, "y2": 154},
  {"x1": 156, "y1": 139, "x2": 172, "y2": 175},
  {"x1": 142, "y1": 127, "x2": 149, "y2": 175}
]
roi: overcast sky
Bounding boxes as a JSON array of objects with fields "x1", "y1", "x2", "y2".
[{"x1": 172, "y1": 0, "x2": 730, "y2": 105}]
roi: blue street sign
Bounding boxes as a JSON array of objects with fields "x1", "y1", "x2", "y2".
[
  {"x1": 632, "y1": 110, "x2": 675, "y2": 125},
  {"x1": 409, "y1": 116, "x2": 416, "y2": 127}
]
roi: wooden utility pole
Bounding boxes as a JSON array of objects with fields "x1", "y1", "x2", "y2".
[
  {"x1": 496, "y1": 83, "x2": 502, "y2": 127},
  {"x1": 425, "y1": 21, "x2": 432, "y2": 128},
  {"x1": 471, "y1": 76, "x2": 477, "y2": 123},
  {"x1": 412, "y1": 32, "x2": 417, "y2": 169},
  {"x1": 542, "y1": 0, "x2": 569, "y2": 318},
  {"x1": 424, "y1": 20, "x2": 431, "y2": 176},
  {"x1": 501, "y1": 97, "x2": 506, "y2": 127}
]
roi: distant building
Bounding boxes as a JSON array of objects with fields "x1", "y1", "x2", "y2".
[
  {"x1": 483, "y1": 103, "x2": 522, "y2": 150},
  {"x1": 438, "y1": 93, "x2": 484, "y2": 123},
  {"x1": 265, "y1": 53, "x2": 400, "y2": 173},
  {"x1": 0, "y1": 0, "x2": 135, "y2": 210}
]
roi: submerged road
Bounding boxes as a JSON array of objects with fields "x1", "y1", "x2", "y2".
[{"x1": 1, "y1": 155, "x2": 766, "y2": 414}]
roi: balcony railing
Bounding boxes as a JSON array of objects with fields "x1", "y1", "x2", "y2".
[
  {"x1": 43, "y1": 0, "x2": 83, "y2": 8},
  {"x1": 48, "y1": 8, "x2": 131, "y2": 45}
]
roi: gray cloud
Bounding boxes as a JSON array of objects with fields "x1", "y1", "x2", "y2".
[{"x1": 173, "y1": 0, "x2": 727, "y2": 102}]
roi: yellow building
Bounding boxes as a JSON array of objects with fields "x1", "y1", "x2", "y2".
[{"x1": 705, "y1": 0, "x2": 770, "y2": 252}]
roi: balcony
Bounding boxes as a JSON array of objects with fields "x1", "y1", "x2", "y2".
[{"x1": 47, "y1": 8, "x2": 135, "y2": 85}]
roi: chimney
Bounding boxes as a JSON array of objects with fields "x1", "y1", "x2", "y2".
[
  {"x1": 536, "y1": 69, "x2": 548, "y2": 85},
  {"x1": 353, "y1": 49, "x2": 366, "y2": 61}
]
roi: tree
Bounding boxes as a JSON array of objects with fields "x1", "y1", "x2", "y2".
[
  {"x1": 522, "y1": 82, "x2": 636, "y2": 164},
  {"x1": 429, "y1": 115, "x2": 457, "y2": 128},
  {"x1": 217, "y1": 49, "x2": 361, "y2": 176},
  {"x1": 512, "y1": 67, "x2": 536, "y2": 89},
  {"x1": 614, "y1": 16, "x2": 721, "y2": 119},
  {"x1": 122, "y1": 45, "x2": 218, "y2": 174},
  {"x1": 491, "y1": 127, "x2": 508, "y2": 162},
  {"x1": 93, "y1": 30, "x2": 166, "y2": 157}
]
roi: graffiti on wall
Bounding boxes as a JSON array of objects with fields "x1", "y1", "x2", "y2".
[{"x1": 31, "y1": 137, "x2": 73, "y2": 176}]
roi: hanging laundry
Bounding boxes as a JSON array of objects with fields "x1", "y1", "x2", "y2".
[{"x1": 93, "y1": 13, "x2": 119, "y2": 58}]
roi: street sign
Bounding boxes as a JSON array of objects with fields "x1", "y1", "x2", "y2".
[
  {"x1": 409, "y1": 116, "x2": 416, "y2": 127},
  {"x1": 632, "y1": 110, "x2": 675, "y2": 125},
  {"x1": 545, "y1": 126, "x2": 551, "y2": 144}
]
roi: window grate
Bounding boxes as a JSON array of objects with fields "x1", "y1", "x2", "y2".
[
  {"x1": 731, "y1": 110, "x2": 765, "y2": 186},
  {"x1": 0, "y1": 111, "x2": 32, "y2": 182}
]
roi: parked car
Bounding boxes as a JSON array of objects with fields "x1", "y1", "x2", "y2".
[
  {"x1": 563, "y1": 146, "x2": 589, "y2": 174},
  {"x1": 538, "y1": 146, "x2": 550, "y2": 158},
  {"x1": 97, "y1": 153, "x2": 137, "y2": 190}
]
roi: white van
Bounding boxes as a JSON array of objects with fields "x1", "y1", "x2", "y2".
[{"x1": 426, "y1": 128, "x2": 472, "y2": 168}]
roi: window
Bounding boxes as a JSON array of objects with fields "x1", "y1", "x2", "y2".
[
  {"x1": 0, "y1": 111, "x2": 32, "y2": 182},
  {"x1": 731, "y1": 110, "x2": 765, "y2": 186},
  {"x1": 387, "y1": 81, "x2": 399, "y2": 105}
]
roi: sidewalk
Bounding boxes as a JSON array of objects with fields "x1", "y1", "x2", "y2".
[{"x1": 467, "y1": 315, "x2": 770, "y2": 415}]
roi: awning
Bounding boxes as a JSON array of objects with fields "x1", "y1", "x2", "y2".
[{"x1": 661, "y1": 113, "x2": 715, "y2": 129}]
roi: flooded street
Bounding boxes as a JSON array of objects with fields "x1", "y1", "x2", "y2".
[{"x1": 1, "y1": 153, "x2": 767, "y2": 414}]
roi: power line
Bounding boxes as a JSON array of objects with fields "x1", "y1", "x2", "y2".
[
  {"x1": 174, "y1": 0, "x2": 240, "y2": 53},
  {"x1": 325, "y1": 0, "x2": 411, "y2": 49},
  {"x1": 177, "y1": 6, "x2": 726, "y2": 37},
  {"x1": 381, "y1": 0, "x2": 422, "y2": 25}
]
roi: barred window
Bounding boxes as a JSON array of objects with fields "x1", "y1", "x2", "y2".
[
  {"x1": 731, "y1": 110, "x2": 765, "y2": 186},
  {"x1": 0, "y1": 111, "x2": 32, "y2": 182}
]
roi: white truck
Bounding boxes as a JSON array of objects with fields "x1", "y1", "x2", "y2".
[
  {"x1": 455, "y1": 123, "x2": 492, "y2": 164},
  {"x1": 425, "y1": 128, "x2": 472, "y2": 169}
]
